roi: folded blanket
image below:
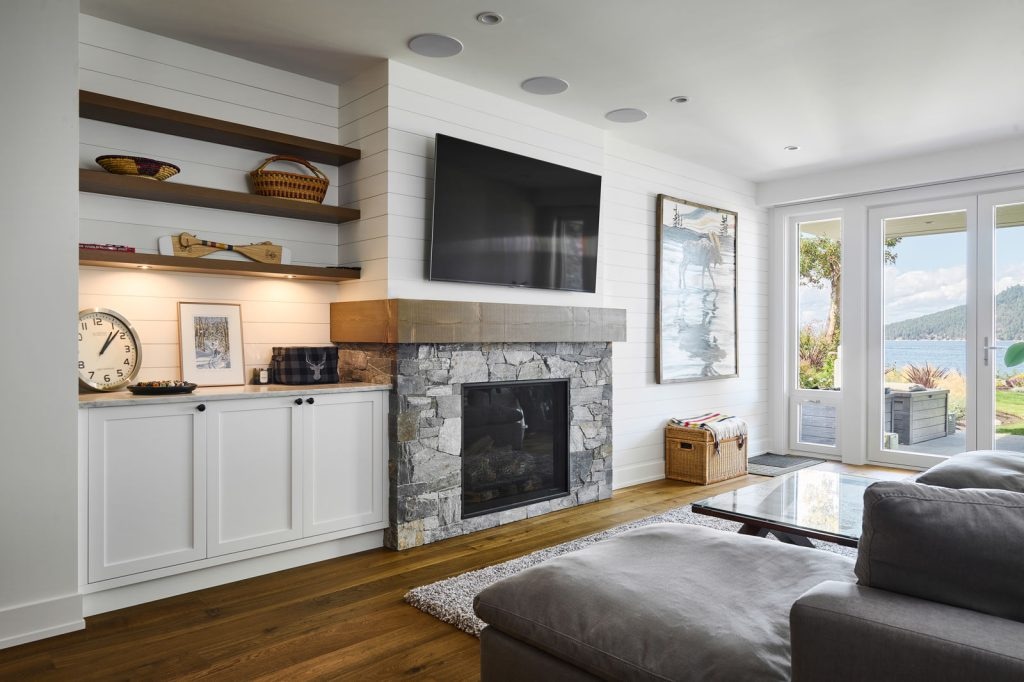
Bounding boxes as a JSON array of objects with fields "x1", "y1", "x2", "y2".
[{"x1": 669, "y1": 415, "x2": 747, "y2": 454}]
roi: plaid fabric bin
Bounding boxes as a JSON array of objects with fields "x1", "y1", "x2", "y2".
[{"x1": 270, "y1": 346, "x2": 340, "y2": 384}]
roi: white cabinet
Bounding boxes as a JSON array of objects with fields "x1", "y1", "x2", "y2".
[
  {"x1": 87, "y1": 402, "x2": 206, "y2": 581},
  {"x1": 206, "y1": 397, "x2": 303, "y2": 556},
  {"x1": 83, "y1": 388, "x2": 387, "y2": 586},
  {"x1": 304, "y1": 392, "x2": 385, "y2": 536}
]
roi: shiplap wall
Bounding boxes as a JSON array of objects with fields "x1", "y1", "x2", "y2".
[
  {"x1": 78, "y1": 16, "x2": 352, "y2": 381},
  {"x1": 376, "y1": 63, "x2": 769, "y2": 487},
  {"x1": 602, "y1": 139, "x2": 769, "y2": 485}
]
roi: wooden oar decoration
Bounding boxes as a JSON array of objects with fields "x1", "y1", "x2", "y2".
[{"x1": 173, "y1": 232, "x2": 283, "y2": 264}]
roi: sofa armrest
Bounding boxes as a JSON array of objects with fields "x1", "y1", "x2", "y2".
[{"x1": 791, "y1": 581, "x2": 1024, "y2": 682}]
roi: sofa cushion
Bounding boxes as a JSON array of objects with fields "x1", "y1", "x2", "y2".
[
  {"x1": 474, "y1": 523, "x2": 855, "y2": 682},
  {"x1": 856, "y1": 481, "x2": 1024, "y2": 623},
  {"x1": 915, "y1": 450, "x2": 1024, "y2": 492}
]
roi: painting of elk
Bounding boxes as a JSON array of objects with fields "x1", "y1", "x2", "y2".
[{"x1": 656, "y1": 194, "x2": 738, "y2": 383}]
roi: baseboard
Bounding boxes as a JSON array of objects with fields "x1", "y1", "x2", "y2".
[
  {"x1": 0, "y1": 593, "x2": 83, "y2": 650},
  {"x1": 613, "y1": 460, "x2": 666, "y2": 488},
  {"x1": 83, "y1": 530, "x2": 383, "y2": 616}
]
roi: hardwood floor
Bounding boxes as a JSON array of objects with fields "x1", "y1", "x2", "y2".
[{"x1": 0, "y1": 463, "x2": 908, "y2": 680}]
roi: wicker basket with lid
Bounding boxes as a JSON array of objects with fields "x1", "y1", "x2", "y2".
[{"x1": 664, "y1": 423, "x2": 747, "y2": 485}]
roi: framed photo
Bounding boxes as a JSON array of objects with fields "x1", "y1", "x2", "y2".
[
  {"x1": 178, "y1": 302, "x2": 245, "y2": 386},
  {"x1": 655, "y1": 194, "x2": 738, "y2": 383}
]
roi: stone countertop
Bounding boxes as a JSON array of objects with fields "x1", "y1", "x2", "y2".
[{"x1": 78, "y1": 382, "x2": 392, "y2": 408}]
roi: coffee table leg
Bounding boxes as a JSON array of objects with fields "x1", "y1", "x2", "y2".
[
  {"x1": 737, "y1": 524, "x2": 815, "y2": 547},
  {"x1": 738, "y1": 524, "x2": 770, "y2": 538},
  {"x1": 769, "y1": 531, "x2": 815, "y2": 547}
]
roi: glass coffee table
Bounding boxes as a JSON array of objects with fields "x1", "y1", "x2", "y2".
[{"x1": 692, "y1": 469, "x2": 877, "y2": 548}]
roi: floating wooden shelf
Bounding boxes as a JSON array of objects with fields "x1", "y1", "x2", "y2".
[
  {"x1": 80, "y1": 250, "x2": 361, "y2": 282},
  {"x1": 80, "y1": 91, "x2": 360, "y2": 166},
  {"x1": 80, "y1": 170, "x2": 359, "y2": 224}
]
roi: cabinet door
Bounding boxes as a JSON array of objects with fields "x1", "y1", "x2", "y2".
[
  {"x1": 303, "y1": 392, "x2": 385, "y2": 536},
  {"x1": 88, "y1": 402, "x2": 206, "y2": 581},
  {"x1": 207, "y1": 397, "x2": 302, "y2": 556}
]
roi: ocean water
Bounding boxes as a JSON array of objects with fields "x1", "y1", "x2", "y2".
[{"x1": 884, "y1": 339, "x2": 1021, "y2": 376}]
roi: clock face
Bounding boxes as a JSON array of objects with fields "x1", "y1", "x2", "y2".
[{"x1": 78, "y1": 308, "x2": 142, "y2": 391}]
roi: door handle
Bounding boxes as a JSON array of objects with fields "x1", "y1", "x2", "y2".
[{"x1": 983, "y1": 337, "x2": 999, "y2": 367}]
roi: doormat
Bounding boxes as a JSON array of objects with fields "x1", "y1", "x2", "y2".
[{"x1": 748, "y1": 453, "x2": 824, "y2": 477}]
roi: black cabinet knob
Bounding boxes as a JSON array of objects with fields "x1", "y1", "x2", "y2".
[
  {"x1": 295, "y1": 398, "x2": 303, "y2": 405},
  {"x1": 306, "y1": 397, "x2": 315, "y2": 405},
  {"x1": 196, "y1": 404, "x2": 206, "y2": 412}
]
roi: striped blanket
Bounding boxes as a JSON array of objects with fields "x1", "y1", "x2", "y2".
[{"x1": 669, "y1": 413, "x2": 748, "y2": 452}]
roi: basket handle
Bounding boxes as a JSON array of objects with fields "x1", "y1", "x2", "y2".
[{"x1": 253, "y1": 155, "x2": 328, "y2": 181}]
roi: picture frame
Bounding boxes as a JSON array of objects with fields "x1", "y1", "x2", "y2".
[
  {"x1": 177, "y1": 302, "x2": 245, "y2": 386},
  {"x1": 655, "y1": 194, "x2": 738, "y2": 383}
]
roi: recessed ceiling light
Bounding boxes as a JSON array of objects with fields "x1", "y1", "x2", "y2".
[
  {"x1": 477, "y1": 11, "x2": 503, "y2": 25},
  {"x1": 670, "y1": 95, "x2": 690, "y2": 104},
  {"x1": 521, "y1": 76, "x2": 569, "y2": 95},
  {"x1": 783, "y1": 145, "x2": 801, "y2": 151},
  {"x1": 137, "y1": 265, "x2": 151, "y2": 270},
  {"x1": 605, "y1": 108, "x2": 648, "y2": 123},
  {"x1": 407, "y1": 33, "x2": 464, "y2": 58}
]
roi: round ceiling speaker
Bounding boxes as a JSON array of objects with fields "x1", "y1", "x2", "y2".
[
  {"x1": 604, "y1": 108, "x2": 648, "y2": 123},
  {"x1": 521, "y1": 76, "x2": 570, "y2": 95},
  {"x1": 407, "y1": 34, "x2": 464, "y2": 58}
]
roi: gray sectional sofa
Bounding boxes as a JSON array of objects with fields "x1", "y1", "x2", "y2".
[{"x1": 474, "y1": 452, "x2": 1024, "y2": 681}]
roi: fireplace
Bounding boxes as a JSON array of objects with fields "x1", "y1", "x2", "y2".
[
  {"x1": 462, "y1": 380, "x2": 569, "y2": 518},
  {"x1": 330, "y1": 298, "x2": 627, "y2": 550}
]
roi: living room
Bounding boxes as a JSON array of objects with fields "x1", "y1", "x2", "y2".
[{"x1": 2, "y1": 1, "x2": 1023, "y2": 679}]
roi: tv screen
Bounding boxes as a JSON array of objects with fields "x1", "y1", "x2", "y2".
[{"x1": 429, "y1": 134, "x2": 601, "y2": 292}]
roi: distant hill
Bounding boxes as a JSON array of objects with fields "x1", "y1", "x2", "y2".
[{"x1": 884, "y1": 284, "x2": 1024, "y2": 340}]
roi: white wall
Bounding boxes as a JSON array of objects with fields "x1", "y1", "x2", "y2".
[
  {"x1": 757, "y1": 135, "x2": 1024, "y2": 206},
  {"x1": 602, "y1": 140, "x2": 770, "y2": 485},
  {"x1": 78, "y1": 16, "x2": 352, "y2": 380},
  {"x1": 0, "y1": 0, "x2": 83, "y2": 649},
  {"x1": 355, "y1": 62, "x2": 769, "y2": 487}
]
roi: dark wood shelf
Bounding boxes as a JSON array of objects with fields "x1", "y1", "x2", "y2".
[
  {"x1": 80, "y1": 250, "x2": 361, "y2": 282},
  {"x1": 80, "y1": 90, "x2": 360, "y2": 166},
  {"x1": 80, "y1": 170, "x2": 360, "y2": 224}
]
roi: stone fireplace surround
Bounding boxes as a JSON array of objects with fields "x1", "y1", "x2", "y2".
[{"x1": 330, "y1": 300, "x2": 627, "y2": 550}]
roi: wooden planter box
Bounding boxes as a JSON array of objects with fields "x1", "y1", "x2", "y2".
[
  {"x1": 665, "y1": 424, "x2": 747, "y2": 485},
  {"x1": 890, "y1": 389, "x2": 949, "y2": 445}
]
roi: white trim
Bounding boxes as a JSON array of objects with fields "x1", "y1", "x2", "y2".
[
  {"x1": 0, "y1": 594, "x2": 83, "y2": 650},
  {"x1": 83, "y1": 530, "x2": 383, "y2": 616}
]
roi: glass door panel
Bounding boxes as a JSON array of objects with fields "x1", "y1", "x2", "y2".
[
  {"x1": 992, "y1": 202, "x2": 1024, "y2": 453},
  {"x1": 791, "y1": 217, "x2": 842, "y2": 453},
  {"x1": 880, "y1": 208, "x2": 971, "y2": 460}
]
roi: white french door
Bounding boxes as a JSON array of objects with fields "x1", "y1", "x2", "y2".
[{"x1": 868, "y1": 191, "x2": 1024, "y2": 468}]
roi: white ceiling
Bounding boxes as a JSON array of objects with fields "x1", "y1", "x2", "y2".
[{"x1": 80, "y1": 0, "x2": 1024, "y2": 182}]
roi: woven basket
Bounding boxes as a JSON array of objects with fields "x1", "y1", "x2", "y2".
[
  {"x1": 664, "y1": 424, "x2": 747, "y2": 485},
  {"x1": 96, "y1": 155, "x2": 180, "y2": 181},
  {"x1": 249, "y1": 155, "x2": 329, "y2": 203}
]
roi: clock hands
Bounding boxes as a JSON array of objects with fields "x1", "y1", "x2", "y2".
[{"x1": 98, "y1": 329, "x2": 117, "y2": 356}]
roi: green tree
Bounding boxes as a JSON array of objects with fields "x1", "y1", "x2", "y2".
[{"x1": 799, "y1": 235, "x2": 901, "y2": 347}]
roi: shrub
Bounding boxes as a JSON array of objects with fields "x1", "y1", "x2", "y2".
[
  {"x1": 903, "y1": 362, "x2": 949, "y2": 389},
  {"x1": 799, "y1": 325, "x2": 838, "y2": 389}
]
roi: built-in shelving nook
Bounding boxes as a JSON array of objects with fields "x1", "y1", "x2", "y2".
[{"x1": 78, "y1": 90, "x2": 361, "y2": 280}]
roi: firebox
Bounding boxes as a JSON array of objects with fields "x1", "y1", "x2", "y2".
[{"x1": 461, "y1": 379, "x2": 569, "y2": 518}]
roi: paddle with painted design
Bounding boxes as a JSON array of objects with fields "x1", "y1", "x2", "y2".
[{"x1": 175, "y1": 232, "x2": 283, "y2": 264}]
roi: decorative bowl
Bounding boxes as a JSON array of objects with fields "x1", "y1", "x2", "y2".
[
  {"x1": 127, "y1": 381, "x2": 197, "y2": 395},
  {"x1": 96, "y1": 155, "x2": 180, "y2": 181}
]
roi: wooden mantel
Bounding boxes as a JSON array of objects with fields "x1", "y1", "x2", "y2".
[{"x1": 330, "y1": 299, "x2": 627, "y2": 344}]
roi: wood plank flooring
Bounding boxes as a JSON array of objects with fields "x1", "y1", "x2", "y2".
[{"x1": 0, "y1": 463, "x2": 908, "y2": 680}]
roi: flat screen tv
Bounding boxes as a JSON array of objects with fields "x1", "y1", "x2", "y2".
[{"x1": 429, "y1": 134, "x2": 601, "y2": 292}]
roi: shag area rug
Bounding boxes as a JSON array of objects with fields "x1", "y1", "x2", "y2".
[{"x1": 404, "y1": 505, "x2": 857, "y2": 636}]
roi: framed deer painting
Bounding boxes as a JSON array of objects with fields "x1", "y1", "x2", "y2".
[{"x1": 655, "y1": 194, "x2": 738, "y2": 383}]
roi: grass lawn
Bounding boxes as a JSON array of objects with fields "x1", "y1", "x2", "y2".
[{"x1": 996, "y1": 390, "x2": 1024, "y2": 435}]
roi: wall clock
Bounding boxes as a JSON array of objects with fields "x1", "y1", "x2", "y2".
[{"x1": 78, "y1": 308, "x2": 142, "y2": 391}]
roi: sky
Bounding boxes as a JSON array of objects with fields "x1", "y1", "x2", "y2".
[{"x1": 798, "y1": 222, "x2": 1024, "y2": 328}]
